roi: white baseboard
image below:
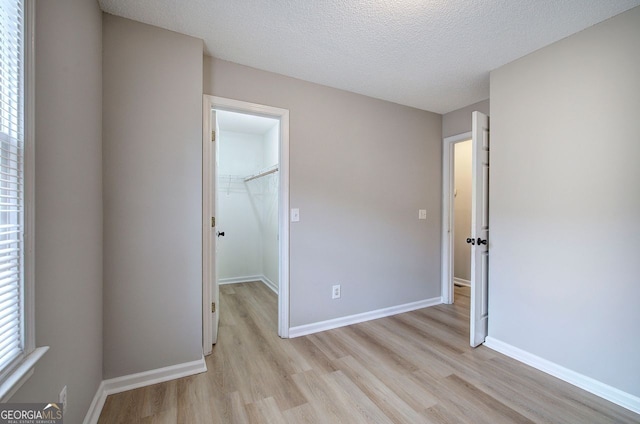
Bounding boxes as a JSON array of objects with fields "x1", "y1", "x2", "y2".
[
  {"x1": 484, "y1": 337, "x2": 640, "y2": 415},
  {"x1": 453, "y1": 277, "x2": 471, "y2": 287},
  {"x1": 261, "y1": 276, "x2": 278, "y2": 294},
  {"x1": 219, "y1": 275, "x2": 263, "y2": 285},
  {"x1": 220, "y1": 275, "x2": 279, "y2": 294},
  {"x1": 83, "y1": 356, "x2": 207, "y2": 424},
  {"x1": 289, "y1": 297, "x2": 442, "y2": 338}
]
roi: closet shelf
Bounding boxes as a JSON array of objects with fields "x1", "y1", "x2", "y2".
[{"x1": 244, "y1": 165, "x2": 279, "y2": 182}]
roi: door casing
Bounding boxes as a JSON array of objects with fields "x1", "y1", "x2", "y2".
[{"x1": 202, "y1": 95, "x2": 290, "y2": 355}]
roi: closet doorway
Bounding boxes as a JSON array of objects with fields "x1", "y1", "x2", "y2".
[
  {"x1": 449, "y1": 139, "x2": 473, "y2": 327},
  {"x1": 203, "y1": 96, "x2": 290, "y2": 354},
  {"x1": 216, "y1": 110, "x2": 280, "y2": 292},
  {"x1": 452, "y1": 140, "x2": 472, "y2": 291},
  {"x1": 441, "y1": 111, "x2": 490, "y2": 347}
]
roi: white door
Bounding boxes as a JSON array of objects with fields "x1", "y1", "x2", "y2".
[
  {"x1": 211, "y1": 110, "x2": 220, "y2": 344},
  {"x1": 470, "y1": 111, "x2": 489, "y2": 347}
]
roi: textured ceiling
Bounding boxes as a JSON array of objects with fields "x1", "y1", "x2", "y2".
[{"x1": 98, "y1": 0, "x2": 640, "y2": 114}]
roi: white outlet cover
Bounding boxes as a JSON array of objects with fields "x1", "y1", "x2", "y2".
[
  {"x1": 419, "y1": 209, "x2": 427, "y2": 220},
  {"x1": 332, "y1": 284, "x2": 341, "y2": 299},
  {"x1": 291, "y1": 208, "x2": 300, "y2": 222}
]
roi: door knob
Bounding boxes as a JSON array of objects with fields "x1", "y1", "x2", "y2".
[
  {"x1": 466, "y1": 238, "x2": 475, "y2": 245},
  {"x1": 217, "y1": 231, "x2": 225, "y2": 237},
  {"x1": 477, "y1": 238, "x2": 487, "y2": 245}
]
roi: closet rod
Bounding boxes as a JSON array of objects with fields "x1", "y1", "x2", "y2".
[{"x1": 244, "y1": 165, "x2": 279, "y2": 182}]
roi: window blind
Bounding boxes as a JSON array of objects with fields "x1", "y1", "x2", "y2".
[{"x1": 0, "y1": 0, "x2": 25, "y2": 375}]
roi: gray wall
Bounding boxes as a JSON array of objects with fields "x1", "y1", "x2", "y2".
[
  {"x1": 489, "y1": 6, "x2": 640, "y2": 397},
  {"x1": 10, "y1": 1, "x2": 104, "y2": 423},
  {"x1": 103, "y1": 15, "x2": 203, "y2": 378},
  {"x1": 204, "y1": 58, "x2": 442, "y2": 327},
  {"x1": 442, "y1": 99, "x2": 490, "y2": 138}
]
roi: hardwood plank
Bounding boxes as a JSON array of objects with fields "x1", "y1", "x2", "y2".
[
  {"x1": 307, "y1": 330, "x2": 352, "y2": 360},
  {"x1": 245, "y1": 397, "x2": 287, "y2": 424},
  {"x1": 333, "y1": 355, "x2": 434, "y2": 423},
  {"x1": 281, "y1": 403, "x2": 321, "y2": 424},
  {"x1": 229, "y1": 391, "x2": 251, "y2": 424},
  {"x1": 291, "y1": 369, "x2": 360, "y2": 424},
  {"x1": 216, "y1": 284, "x2": 308, "y2": 411},
  {"x1": 98, "y1": 387, "x2": 146, "y2": 423},
  {"x1": 322, "y1": 369, "x2": 395, "y2": 424},
  {"x1": 414, "y1": 371, "x2": 536, "y2": 424},
  {"x1": 140, "y1": 380, "x2": 177, "y2": 418},
  {"x1": 138, "y1": 408, "x2": 177, "y2": 424},
  {"x1": 327, "y1": 325, "x2": 442, "y2": 412},
  {"x1": 288, "y1": 336, "x2": 339, "y2": 375},
  {"x1": 98, "y1": 284, "x2": 640, "y2": 424}
]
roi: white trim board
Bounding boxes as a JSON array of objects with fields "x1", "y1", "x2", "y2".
[
  {"x1": 219, "y1": 275, "x2": 263, "y2": 285},
  {"x1": 289, "y1": 297, "x2": 442, "y2": 338},
  {"x1": 484, "y1": 337, "x2": 640, "y2": 415},
  {"x1": 261, "y1": 276, "x2": 278, "y2": 294},
  {"x1": 219, "y1": 276, "x2": 278, "y2": 294},
  {"x1": 453, "y1": 277, "x2": 471, "y2": 287},
  {"x1": 83, "y1": 357, "x2": 207, "y2": 424}
]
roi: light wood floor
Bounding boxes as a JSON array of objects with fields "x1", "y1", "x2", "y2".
[{"x1": 99, "y1": 282, "x2": 639, "y2": 423}]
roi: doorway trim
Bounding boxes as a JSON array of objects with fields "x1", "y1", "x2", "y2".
[
  {"x1": 441, "y1": 131, "x2": 472, "y2": 305},
  {"x1": 202, "y1": 95, "x2": 291, "y2": 354}
]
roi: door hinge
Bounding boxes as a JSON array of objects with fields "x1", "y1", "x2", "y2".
[
  {"x1": 211, "y1": 216, "x2": 215, "y2": 227},
  {"x1": 211, "y1": 302, "x2": 216, "y2": 313},
  {"x1": 211, "y1": 130, "x2": 215, "y2": 142}
]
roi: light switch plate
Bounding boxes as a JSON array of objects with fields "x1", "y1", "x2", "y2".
[
  {"x1": 419, "y1": 209, "x2": 427, "y2": 220},
  {"x1": 291, "y1": 208, "x2": 300, "y2": 222}
]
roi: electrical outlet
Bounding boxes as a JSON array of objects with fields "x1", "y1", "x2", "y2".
[
  {"x1": 291, "y1": 208, "x2": 300, "y2": 222},
  {"x1": 59, "y1": 385, "x2": 67, "y2": 414},
  {"x1": 332, "y1": 284, "x2": 341, "y2": 299},
  {"x1": 419, "y1": 209, "x2": 427, "y2": 220}
]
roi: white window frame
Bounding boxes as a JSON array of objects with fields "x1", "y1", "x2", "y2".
[{"x1": 0, "y1": 0, "x2": 48, "y2": 401}]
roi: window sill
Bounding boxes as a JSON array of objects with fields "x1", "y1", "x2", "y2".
[{"x1": 0, "y1": 346, "x2": 49, "y2": 402}]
